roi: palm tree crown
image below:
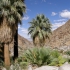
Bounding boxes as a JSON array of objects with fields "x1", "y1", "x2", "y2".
[
  {"x1": 28, "y1": 14, "x2": 51, "y2": 47},
  {"x1": 0, "y1": 0, "x2": 25, "y2": 24},
  {"x1": 0, "y1": 0, "x2": 26, "y2": 43}
]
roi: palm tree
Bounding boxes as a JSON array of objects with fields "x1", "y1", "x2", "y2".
[
  {"x1": 13, "y1": 0, "x2": 26, "y2": 61},
  {"x1": 0, "y1": 0, "x2": 26, "y2": 66},
  {"x1": 28, "y1": 14, "x2": 51, "y2": 47}
]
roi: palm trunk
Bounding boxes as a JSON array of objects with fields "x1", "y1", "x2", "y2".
[
  {"x1": 4, "y1": 43, "x2": 10, "y2": 67},
  {"x1": 0, "y1": 43, "x2": 4, "y2": 61},
  {"x1": 13, "y1": 27, "x2": 18, "y2": 61}
]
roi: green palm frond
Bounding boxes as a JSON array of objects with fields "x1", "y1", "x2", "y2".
[
  {"x1": 0, "y1": 0, "x2": 26, "y2": 25},
  {"x1": 28, "y1": 14, "x2": 52, "y2": 46}
]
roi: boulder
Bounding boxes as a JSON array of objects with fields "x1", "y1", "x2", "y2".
[
  {"x1": 58, "y1": 62, "x2": 70, "y2": 70},
  {"x1": 34, "y1": 66, "x2": 58, "y2": 70},
  {"x1": 28, "y1": 65, "x2": 33, "y2": 70},
  {"x1": 2, "y1": 68, "x2": 6, "y2": 70}
]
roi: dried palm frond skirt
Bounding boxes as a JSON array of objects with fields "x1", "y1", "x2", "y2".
[{"x1": 0, "y1": 20, "x2": 16, "y2": 44}]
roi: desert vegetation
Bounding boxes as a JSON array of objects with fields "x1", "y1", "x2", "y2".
[
  {"x1": 17, "y1": 47, "x2": 67, "y2": 68},
  {"x1": 0, "y1": 0, "x2": 70, "y2": 70},
  {"x1": 0, "y1": 46, "x2": 70, "y2": 69}
]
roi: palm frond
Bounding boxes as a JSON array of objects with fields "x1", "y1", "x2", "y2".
[
  {"x1": 0, "y1": 0, "x2": 26, "y2": 24},
  {"x1": 28, "y1": 14, "x2": 52, "y2": 46}
]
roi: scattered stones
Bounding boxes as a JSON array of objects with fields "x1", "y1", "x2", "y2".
[
  {"x1": 1, "y1": 64, "x2": 22, "y2": 70},
  {"x1": 1, "y1": 62, "x2": 70, "y2": 70}
]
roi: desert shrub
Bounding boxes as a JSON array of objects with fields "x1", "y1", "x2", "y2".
[
  {"x1": 65, "y1": 50, "x2": 70, "y2": 56},
  {"x1": 51, "y1": 50, "x2": 60, "y2": 58},
  {"x1": 66, "y1": 58, "x2": 70, "y2": 63},
  {"x1": 17, "y1": 56, "x2": 28, "y2": 69},
  {"x1": 49, "y1": 50, "x2": 66, "y2": 66},
  {"x1": 18, "y1": 47, "x2": 52, "y2": 67},
  {"x1": 17, "y1": 47, "x2": 66, "y2": 67},
  {"x1": 49, "y1": 56, "x2": 66, "y2": 66}
]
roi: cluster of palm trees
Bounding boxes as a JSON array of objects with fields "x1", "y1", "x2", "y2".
[
  {"x1": 0, "y1": 0, "x2": 26, "y2": 66},
  {"x1": 0, "y1": 0, "x2": 52, "y2": 67}
]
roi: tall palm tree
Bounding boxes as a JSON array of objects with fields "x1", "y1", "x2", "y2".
[
  {"x1": 0, "y1": 0, "x2": 26, "y2": 66},
  {"x1": 13, "y1": 0, "x2": 26, "y2": 61},
  {"x1": 28, "y1": 14, "x2": 51, "y2": 47}
]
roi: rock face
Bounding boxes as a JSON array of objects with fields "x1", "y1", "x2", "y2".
[
  {"x1": 9, "y1": 34, "x2": 33, "y2": 55},
  {"x1": 9, "y1": 34, "x2": 33, "y2": 48},
  {"x1": 18, "y1": 34, "x2": 33, "y2": 50},
  {"x1": 46, "y1": 20, "x2": 70, "y2": 48}
]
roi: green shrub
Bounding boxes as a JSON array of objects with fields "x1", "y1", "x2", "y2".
[
  {"x1": 18, "y1": 47, "x2": 66, "y2": 67},
  {"x1": 66, "y1": 58, "x2": 70, "y2": 63},
  {"x1": 49, "y1": 50, "x2": 66, "y2": 66},
  {"x1": 17, "y1": 56, "x2": 28, "y2": 69},
  {"x1": 65, "y1": 50, "x2": 70, "y2": 56},
  {"x1": 18, "y1": 47, "x2": 52, "y2": 67},
  {"x1": 51, "y1": 50, "x2": 60, "y2": 58}
]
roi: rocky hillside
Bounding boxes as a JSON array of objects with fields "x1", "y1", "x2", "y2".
[
  {"x1": 9, "y1": 34, "x2": 33, "y2": 56},
  {"x1": 46, "y1": 20, "x2": 70, "y2": 49},
  {"x1": 0, "y1": 34, "x2": 33, "y2": 57},
  {"x1": 10, "y1": 34, "x2": 33, "y2": 48},
  {"x1": 18, "y1": 34, "x2": 33, "y2": 49}
]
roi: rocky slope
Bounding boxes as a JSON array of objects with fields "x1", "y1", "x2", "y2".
[
  {"x1": 9, "y1": 34, "x2": 33, "y2": 56},
  {"x1": 9, "y1": 34, "x2": 33, "y2": 48},
  {"x1": 18, "y1": 34, "x2": 33, "y2": 49},
  {"x1": 0, "y1": 34, "x2": 33, "y2": 58},
  {"x1": 46, "y1": 20, "x2": 70, "y2": 48}
]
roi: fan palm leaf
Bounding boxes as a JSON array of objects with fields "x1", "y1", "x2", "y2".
[{"x1": 28, "y1": 14, "x2": 52, "y2": 47}]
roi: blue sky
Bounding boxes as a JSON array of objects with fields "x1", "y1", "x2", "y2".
[{"x1": 18, "y1": 0, "x2": 70, "y2": 40}]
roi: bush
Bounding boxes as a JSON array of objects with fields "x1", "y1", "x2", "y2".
[
  {"x1": 65, "y1": 50, "x2": 70, "y2": 56},
  {"x1": 67, "y1": 58, "x2": 70, "y2": 63},
  {"x1": 17, "y1": 47, "x2": 66, "y2": 67},
  {"x1": 18, "y1": 47, "x2": 52, "y2": 67},
  {"x1": 17, "y1": 56, "x2": 28, "y2": 69},
  {"x1": 51, "y1": 50, "x2": 60, "y2": 58},
  {"x1": 49, "y1": 50, "x2": 66, "y2": 66}
]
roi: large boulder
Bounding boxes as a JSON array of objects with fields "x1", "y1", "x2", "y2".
[
  {"x1": 58, "y1": 62, "x2": 70, "y2": 70},
  {"x1": 34, "y1": 66, "x2": 58, "y2": 70}
]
